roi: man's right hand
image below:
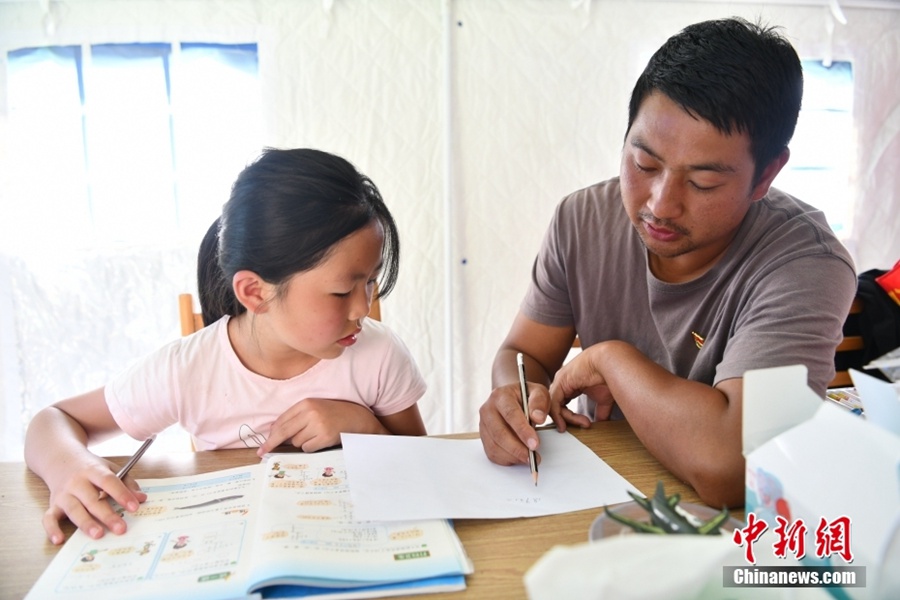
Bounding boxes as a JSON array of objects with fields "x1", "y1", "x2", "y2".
[
  {"x1": 479, "y1": 314, "x2": 586, "y2": 466},
  {"x1": 478, "y1": 381, "x2": 549, "y2": 466}
]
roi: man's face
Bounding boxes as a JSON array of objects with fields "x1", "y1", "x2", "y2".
[{"x1": 620, "y1": 91, "x2": 774, "y2": 283}]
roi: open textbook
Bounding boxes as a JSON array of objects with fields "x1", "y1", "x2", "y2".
[{"x1": 26, "y1": 451, "x2": 473, "y2": 600}]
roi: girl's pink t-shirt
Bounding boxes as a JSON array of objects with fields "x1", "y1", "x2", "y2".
[{"x1": 106, "y1": 316, "x2": 426, "y2": 450}]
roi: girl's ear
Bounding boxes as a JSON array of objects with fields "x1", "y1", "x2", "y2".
[{"x1": 232, "y1": 270, "x2": 271, "y2": 314}]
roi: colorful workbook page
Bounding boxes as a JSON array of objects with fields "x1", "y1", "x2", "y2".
[
  {"x1": 245, "y1": 451, "x2": 472, "y2": 593},
  {"x1": 27, "y1": 451, "x2": 472, "y2": 600},
  {"x1": 26, "y1": 464, "x2": 262, "y2": 600}
]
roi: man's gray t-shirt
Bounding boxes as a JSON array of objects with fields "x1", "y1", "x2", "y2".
[{"x1": 522, "y1": 177, "x2": 856, "y2": 395}]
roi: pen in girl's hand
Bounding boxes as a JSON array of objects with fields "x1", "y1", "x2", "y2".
[
  {"x1": 98, "y1": 435, "x2": 155, "y2": 502},
  {"x1": 115, "y1": 435, "x2": 156, "y2": 480},
  {"x1": 516, "y1": 353, "x2": 539, "y2": 486}
]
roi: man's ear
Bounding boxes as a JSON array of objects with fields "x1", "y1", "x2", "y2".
[
  {"x1": 232, "y1": 270, "x2": 271, "y2": 314},
  {"x1": 750, "y1": 148, "x2": 790, "y2": 201}
]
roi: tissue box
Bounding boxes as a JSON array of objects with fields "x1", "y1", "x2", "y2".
[{"x1": 742, "y1": 365, "x2": 900, "y2": 599}]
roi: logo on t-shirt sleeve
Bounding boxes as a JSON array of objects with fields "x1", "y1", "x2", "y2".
[{"x1": 691, "y1": 331, "x2": 705, "y2": 349}]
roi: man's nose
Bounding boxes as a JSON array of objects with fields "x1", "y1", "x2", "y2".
[{"x1": 647, "y1": 173, "x2": 684, "y2": 220}]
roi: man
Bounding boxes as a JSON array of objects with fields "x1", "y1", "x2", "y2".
[{"x1": 478, "y1": 17, "x2": 856, "y2": 508}]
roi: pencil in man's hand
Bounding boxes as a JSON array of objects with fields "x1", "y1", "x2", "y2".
[{"x1": 516, "y1": 353, "x2": 539, "y2": 486}]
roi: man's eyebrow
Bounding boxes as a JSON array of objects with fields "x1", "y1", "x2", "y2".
[{"x1": 630, "y1": 137, "x2": 737, "y2": 174}]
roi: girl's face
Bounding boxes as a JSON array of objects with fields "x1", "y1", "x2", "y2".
[{"x1": 261, "y1": 221, "x2": 384, "y2": 371}]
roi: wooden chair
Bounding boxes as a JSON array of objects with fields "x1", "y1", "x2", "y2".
[
  {"x1": 178, "y1": 287, "x2": 382, "y2": 337},
  {"x1": 368, "y1": 287, "x2": 382, "y2": 321},
  {"x1": 829, "y1": 297, "x2": 864, "y2": 388},
  {"x1": 178, "y1": 293, "x2": 205, "y2": 336}
]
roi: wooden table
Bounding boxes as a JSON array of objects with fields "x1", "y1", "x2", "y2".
[{"x1": 0, "y1": 421, "x2": 744, "y2": 600}]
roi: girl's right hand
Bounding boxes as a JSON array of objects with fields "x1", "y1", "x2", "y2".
[
  {"x1": 258, "y1": 398, "x2": 387, "y2": 456},
  {"x1": 43, "y1": 455, "x2": 147, "y2": 545}
]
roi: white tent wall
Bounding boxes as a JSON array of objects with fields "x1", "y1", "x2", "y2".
[{"x1": 0, "y1": 0, "x2": 898, "y2": 460}]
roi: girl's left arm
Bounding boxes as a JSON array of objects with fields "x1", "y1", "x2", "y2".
[{"x1": 377, "y1": 404, "x2": 426, "y2": 436}]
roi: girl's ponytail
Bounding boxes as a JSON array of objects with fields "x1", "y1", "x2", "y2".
[{"x1": 197, "y1": 217, "x2": 243, "y2": 326}]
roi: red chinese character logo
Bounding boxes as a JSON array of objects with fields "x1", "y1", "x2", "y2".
[
  {"x1": 815, "y1": 516, "x2": 854, "y2": 563},
  {"x1": 772, "y1": 516, "x2": 807, "y2": 560},
  {"x1": 733, "y1": 512, "x2": 769, "y2": 564}
]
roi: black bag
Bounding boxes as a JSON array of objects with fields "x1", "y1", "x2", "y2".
[{"x1": 838, "y1": 269, "x2": 900, "y2": 382}]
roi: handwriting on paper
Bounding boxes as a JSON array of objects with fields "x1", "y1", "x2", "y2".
[{"x1": 506, "y1": 496, "x2": 543, "y2": 505}]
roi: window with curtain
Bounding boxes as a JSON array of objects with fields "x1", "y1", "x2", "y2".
[
  {"x1": 1, "y1": 42, "x2": 262, "y2": 460},
  {"x1": 778, "y1": 60, "x2": 855, "y2": 238},
  {"x1": 4, "y1": 42, "x2": 262, "y2": 253}
]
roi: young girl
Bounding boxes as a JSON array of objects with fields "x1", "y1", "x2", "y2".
[{"x1": 25, "y1": 148, "x2": 427, "y2": 545}]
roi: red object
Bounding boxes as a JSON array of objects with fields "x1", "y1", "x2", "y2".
[
  {"x1": 775, "y1": 497, "x2": 791, "y2": 521},
  {"x1": 876, "y1": 259, "x2": 900, "y2": 306}
]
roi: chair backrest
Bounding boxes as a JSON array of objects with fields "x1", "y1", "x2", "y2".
[
  {"x1": 368, "y1": 287, "x2": 382, "y2": 321},
  {"x1": 178, "y1": 288, "x2": 382, "y2": 337},
  {"x1": 178, "y1": 293, "x2": 205, "y2": 336},
  {"x1": 829, "y1": 297, "x2": 865, "y2": 388}
]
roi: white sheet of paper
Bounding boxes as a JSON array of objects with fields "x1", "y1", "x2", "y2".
[{"x1": 341, "y1": 430, "x2": 641, "y2": 521}]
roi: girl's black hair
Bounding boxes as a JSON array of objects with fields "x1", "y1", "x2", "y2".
[{"x1": 197, "y1": 148, "x2": 400, "y2": 323}]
